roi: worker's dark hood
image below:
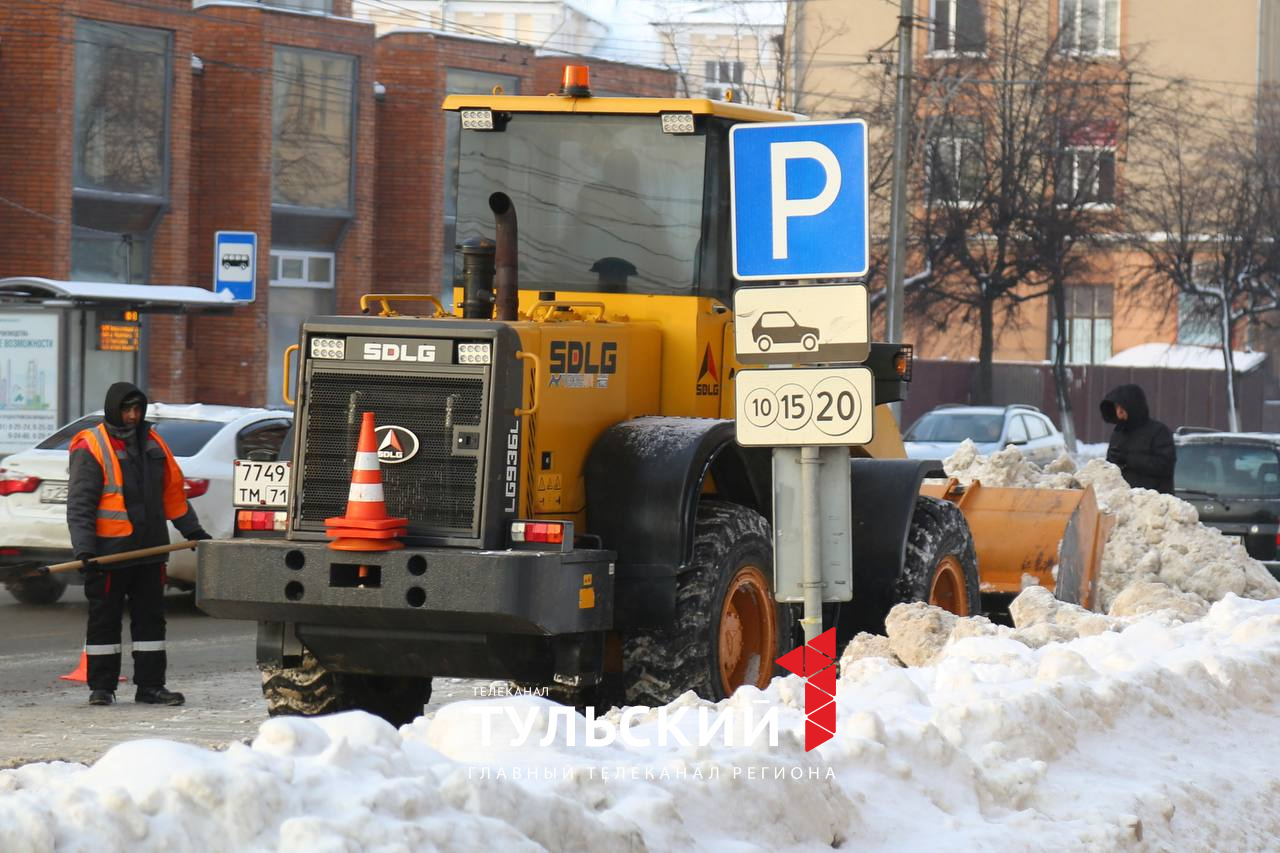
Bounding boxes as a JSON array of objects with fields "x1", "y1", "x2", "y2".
[
  {"x1": 1100, "y1": 383, "x2": 1150, "y2": 429},
  {"x1": 103, "y1": 381, "x2": 148, "y2": 429}
]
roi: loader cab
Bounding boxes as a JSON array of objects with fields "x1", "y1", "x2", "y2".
[{"x1": 443, "y1": 87, "x2": 799, "y2": 306}]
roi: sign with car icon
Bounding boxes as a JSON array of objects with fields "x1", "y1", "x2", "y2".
[{"x1": 733, "y1": 283, "x2": 869, "y2": 365}]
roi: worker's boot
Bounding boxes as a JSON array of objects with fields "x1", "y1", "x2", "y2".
[
  {"x1": 135, "y1": 686, "x2": 185, "y2": 706},
  {"x1": 88, "y1": 689, "x2": 115, "y2": 706}
]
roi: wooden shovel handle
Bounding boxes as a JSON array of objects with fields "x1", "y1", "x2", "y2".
[{"x1": 38, "y1": 541, "x2": 201, "y2": 576}]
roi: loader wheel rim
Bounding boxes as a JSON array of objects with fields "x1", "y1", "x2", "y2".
[
  {"x1": 718, "y1": 565, "x2": 776, "y2": 695},
  {"x1": 929, "y1": 555, "x2": 969, "y2": 616}
]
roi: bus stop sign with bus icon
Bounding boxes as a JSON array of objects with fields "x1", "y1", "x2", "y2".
[{"x1": 214, "y1": 231, "x2": 257, "y2": 303}]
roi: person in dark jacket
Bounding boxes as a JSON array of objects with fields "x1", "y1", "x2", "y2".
[
  {"x1": 1100, "y1": 383, "x2": 1176, "y2": 493},
  {"x1": 67, "y1": 382, "x2": 211, "y2": 706}
]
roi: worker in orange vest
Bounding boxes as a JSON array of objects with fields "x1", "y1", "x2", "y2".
[{"x1": 66, "y1": 382, "x2": 211, "y2": 706}]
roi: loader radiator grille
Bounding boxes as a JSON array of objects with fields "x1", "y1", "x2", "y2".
[{"x1": 298, "y1": 371, "x2": 487, "y2": 537}]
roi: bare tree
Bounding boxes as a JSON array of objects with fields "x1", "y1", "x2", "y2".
[
  {"x1": 907, "y1": 0, "x2": 1137, "y2": 430},
  {"x1": 1124, "y1": 84, "x2": 1280, "y2": 431}
]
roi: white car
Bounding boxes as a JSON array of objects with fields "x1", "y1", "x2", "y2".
[{"x1": 0, "y1": 403, "x2": 292, "y2": 604}]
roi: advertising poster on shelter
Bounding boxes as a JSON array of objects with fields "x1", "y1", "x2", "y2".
[{"x1": 0, "y1": 312, "x2": 59, "y2": 454}]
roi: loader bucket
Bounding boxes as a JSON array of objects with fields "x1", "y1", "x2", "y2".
[{"x1": 918, "y1": 479, "x2": 1114, "y2": 610}]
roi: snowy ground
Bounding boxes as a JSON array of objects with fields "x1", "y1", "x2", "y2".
[{"x1": 1, "y1": 449, "x2": 1278, "y2": 851}]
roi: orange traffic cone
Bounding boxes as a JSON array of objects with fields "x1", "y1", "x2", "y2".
[
  {"x1": 58, "y1": 650, "x2": 125, "y2": 683},
  {"x1": 325, "y1": 412, "x2": 408, "y2": 551}
]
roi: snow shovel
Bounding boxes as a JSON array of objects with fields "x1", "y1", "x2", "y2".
[{"x1": 0, "y1": 541, "x2": 201, "y2": 584}]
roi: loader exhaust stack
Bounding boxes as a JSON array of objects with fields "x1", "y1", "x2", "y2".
[{"x1": 489, "y1": 191, "x2": 519, "y2": 321}]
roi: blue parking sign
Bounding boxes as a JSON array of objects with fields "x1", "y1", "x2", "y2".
[{"x1": 730, "y1": 120, "x2": 868, "y2": 281}]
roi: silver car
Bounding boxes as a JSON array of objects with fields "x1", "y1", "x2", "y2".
[{"x1": 903, "y1": 404, "x2": 1067, "y2": 465}]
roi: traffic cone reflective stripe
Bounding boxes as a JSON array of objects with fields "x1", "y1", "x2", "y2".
[{"x1": 325, "y1": 412, "x2": 408, "y2": 551}]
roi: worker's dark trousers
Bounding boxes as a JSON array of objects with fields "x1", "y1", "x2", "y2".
[{"x1": 84, "y1": 562, "x2": 167, "y2": 692}]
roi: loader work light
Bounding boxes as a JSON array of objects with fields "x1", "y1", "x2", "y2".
[
  {"x1": 457, "y1": 342, "x2": 492, "y2": 364},
  {"x1": 310, "y1": 337, "x2": 345, "y2": 359},
  {"x1": 660, "y1": 112, "x2": 696, "y2": 134},
  {"x1": 461, "y1": 109, "x2": 495, "y2": 130}
]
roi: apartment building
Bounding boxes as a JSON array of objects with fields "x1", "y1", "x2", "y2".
[
  {"x1": 792, "y1": 0, "x2": 1280, "y2": 374},
  {"x1": 0, "y1": 0, "x2": 672, "y2": 435}
]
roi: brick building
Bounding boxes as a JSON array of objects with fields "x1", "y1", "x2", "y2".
[{"x1": 0, "y1": 0, "x2": 674, "y2": 441}]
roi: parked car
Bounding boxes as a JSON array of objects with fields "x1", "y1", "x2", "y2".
[
  {"x1": 0, "y1": 404, "x2": 292, "y2": 604},
  {"x1": 903, "y1": 404, "x2": 1067, "y2": 465},
  {"x1": 1173, "y1": 428, "x2": 1280, "y2": 580}
]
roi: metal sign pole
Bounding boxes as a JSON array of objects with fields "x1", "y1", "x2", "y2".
[{"x1": 799, "y1": 445, "x2": 823, "y2": 643}]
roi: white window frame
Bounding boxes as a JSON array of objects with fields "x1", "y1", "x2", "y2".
[
  {"x1": 270, "y1": 249, "x2": 335, "y2": 289},
  {"x1": 1053, "y1": 284, "x2": 1113, "y2": 364},
  {"x1": 1060, "y1": 145, "x2": 1116, "y2": 207},
  {"x1": 929, "y1": 0, "x2": 987, "y2": 56},
  {"x1": 1177, "y1": 293, "x2": 1221, "y2": 346},
  {"x1": 928, "y1": 127, "x2": 983, "y2": 205},
  {"x1": 703, "y1": 59, "x2": 744, "y2": 101},
  {"x1": 1060, "y1": 0, "x2": 1120, "y2": 55}
]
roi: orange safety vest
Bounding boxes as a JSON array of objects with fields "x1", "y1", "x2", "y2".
[{"x1": 74, "y1": 423, "x2": 190, "y2": 538}]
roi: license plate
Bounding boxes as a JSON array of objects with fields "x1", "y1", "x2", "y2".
[
  {"x1": 233, "y1": 460, "x2": 291, "y2": 508},
  {"x1": 40, "y1": 482, "x2": 69, "y2": 504}
]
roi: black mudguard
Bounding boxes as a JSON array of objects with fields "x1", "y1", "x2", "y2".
[
  {"x1": 584, "y1": 417, "x2": 770, "y2": 629},
  {"x1": 847, "y1": 458, "x2": 946, "y2": 578}
]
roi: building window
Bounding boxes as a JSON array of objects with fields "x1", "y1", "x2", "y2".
[
  {"x1": 1178, "y1": 293, "x2": 1221, "y2": 346},
  {"x1": 272, "y1": 48, "x2": 356, "y2": 213},
  {"x1": 269, "y1": 250, "x2": 335, "y2": 288},
  {"x1": 1060, "y1": 0, "x2": 1119, "y2": 54},
  {"x1": 74, "y1": 21, "x2": 169, "y2": 195},
  {"x1": 704, "y1": 60, "x2": 744, "y2": 100},
  {"x1": 927, "y1": 120, "x2": 983, "y2": 203},
  {"x1": 1058, "y1": 147, "x2": 1116, "y2": 204},
  {"x1": 930, "y1": 0, "x2": 986, "y2": 54},
  {"x1": 1052, "y1": 285, "x2": 1113, "y2": 364},
  {"x1": 72, "y1": 20, "x2": 170, "y2": 283}
]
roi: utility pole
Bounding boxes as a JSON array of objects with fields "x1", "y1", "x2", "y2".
[
  {"x1": 886, "y1": 0, "x2": 913, "y2": 353},
  {"x1": 790, "y1": 0, "x2": 803, "y2": 111}
]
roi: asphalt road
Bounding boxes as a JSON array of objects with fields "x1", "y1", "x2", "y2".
[
  {"x1": 0, "y1": 583, "x2": 484, "y2": 768},
  {"x1": 0, "y1": 582, "x2": 266, "y2": 768}
]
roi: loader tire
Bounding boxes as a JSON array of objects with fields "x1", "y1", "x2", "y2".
[
  {"x1": 622, "y1": 501, "x2": 798, "y2": 707},
  {"x1": 261, "y1": 651, "x2": 432, "y2": 727},
  {"x1": 898, "y1": 496, "x2": 981, "y2": 617},
  {"x1": 840, "y1": 495, "x2": 980, "y2": 639},
  {"x1": 5, "y1": 573, "x2": 67, "y2": 605}
]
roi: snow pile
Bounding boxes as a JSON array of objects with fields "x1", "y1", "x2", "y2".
[
  {"x1": 942, "y1": 441, "x2": 1280, "y2": 609},
  {"x1": 3, "y1": 595, "x2": 1279, "y2": 850}
]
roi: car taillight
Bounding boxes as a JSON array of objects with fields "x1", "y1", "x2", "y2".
[
  {"x1": 183, "y1": 478, "x2": 210, "y2": 498},
  {"x1": 0, "y1": 469, "x2": 42, "y2": 496},
  {"x1": 237, "y1": 510, "x2": 287, "y2": 532}
]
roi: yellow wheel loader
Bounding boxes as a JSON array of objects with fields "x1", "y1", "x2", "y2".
[{"x1": 197, "y1": 69, "x2": 1109, "y2": 724}]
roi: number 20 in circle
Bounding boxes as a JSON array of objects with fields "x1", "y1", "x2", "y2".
[{"x1": 812, "y1": 375, "x2": 860, "y2": 436}]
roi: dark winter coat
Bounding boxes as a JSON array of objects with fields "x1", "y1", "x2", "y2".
[
  {"x1": 1100, "y1": 384, "x2": 1176, "y2": 493},
  {"x1": 67, "y1": 382, "x2": 206, "y2": 567}
]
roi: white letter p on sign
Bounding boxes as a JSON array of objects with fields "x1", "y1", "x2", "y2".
[{"x1": 769, "y1": 141, "x2": 842, "y2": 260}]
